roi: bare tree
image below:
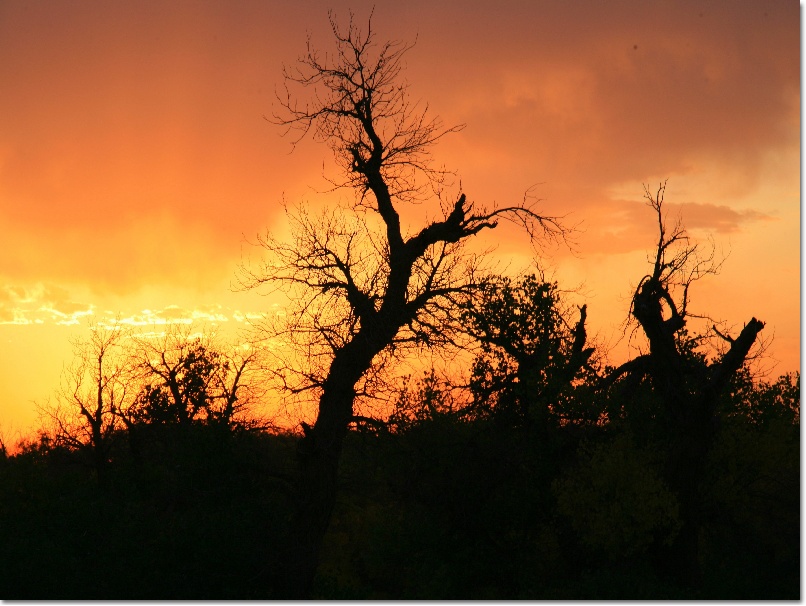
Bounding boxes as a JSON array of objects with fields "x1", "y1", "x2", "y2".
[
  {"x1": 38, "y1": 323, "x2": 132, "y2": 485},
  {"x1": 607, "y1": 182, "x2": 765, "y2": 584},
  {"x1": 208, "y1": 343, "x2": 267, "y2": 429},
  {"x1": 242, "y1": 13, "x2": 567, "y2": 596}
]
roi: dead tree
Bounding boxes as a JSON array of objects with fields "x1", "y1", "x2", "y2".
[
  {"x1": 241, "y1": 12, "x2": 566, "y2": 597},
  {"x1": 609, "y1": 182, "x2": 764, "y2": 584}
]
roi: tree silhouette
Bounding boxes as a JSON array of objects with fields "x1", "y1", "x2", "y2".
[
  {"x1": 608, "y1": 182, "x2": 765, "y2": 584},
  {"x1": 206, "y1": 344, "x2": 266, "y2": 429},
  {"x1": 462, "y1": 273, "x2": 595, "y2": 429},
  {"x1": 38, "y1": 323, "x2": 132, "y2": 486},
  {"x1": 124, "y1": 328, "x2": 261, "y2": 430},
  {"x1": 242, "y1": 12, "x2": 567, "y2": 596},
  {"x1": 387, "y1": 367, "x2": 471, "y2": 432},
  {"x1": 130, "y1": 342, "x2": 218, "y2": 426}
]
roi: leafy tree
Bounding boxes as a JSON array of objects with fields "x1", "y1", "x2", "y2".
[
  {"x1": 719, "y1": 368, "x2": 799, "y2": 426},
  {"x1": 554, "y1": 433, "x2": 683, "y2": 561},
  {"x1": 700, "y1": 373, "x2": 799, "y2": 598},
  {"x1": 129, "y1": 342, "x2": 218, "y2": 426},
  {"x1": 462, "y1": 273, "x2": 596, "y2": 428},
  {"x1": 241, "y1": 13, "x2": 567, "y2": 596},
  {"x1": 387, "y1": 368, "x2": 470, "y2": 432},
  {"x1": 123, "y1": 328, "x2": 261, "y2": 430}
]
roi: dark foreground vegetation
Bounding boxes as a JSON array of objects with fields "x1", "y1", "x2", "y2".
[{"x1": 0, "y1": 357, "x2": 798, "y2": 598}]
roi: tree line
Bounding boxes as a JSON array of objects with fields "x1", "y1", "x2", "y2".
[
  {"x1": 0, "y1": 13, "x2": 798, "y2": 599},
  {"x1": 31, "y1": 325, "x2": 267, "y2": 484}
]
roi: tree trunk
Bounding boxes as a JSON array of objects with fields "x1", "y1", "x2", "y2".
[
  {"x1": 278, "y1": 336, "x2": 383, "y2": 598},
  {"x1": 663, "y1": 410, "x2": 713, "y2": 586},
  {"x1": 632, "y1": 272, "x2": 764, "y2": 586}
]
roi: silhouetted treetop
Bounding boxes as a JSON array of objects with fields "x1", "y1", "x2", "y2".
[
  {"x1": 271, "y1": 12, "x2": 566, "y2": 246},
  {"x1": 273, "y1": 10, "x2": 460, "y2": 203}
]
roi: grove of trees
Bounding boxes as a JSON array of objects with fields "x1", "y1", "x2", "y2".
[{"x1": 0, "y1": 14, "x2": 798, "y2": 599}]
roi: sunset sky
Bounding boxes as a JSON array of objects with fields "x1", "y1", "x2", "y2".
[{"x1": 0, "y1": 0, "x2": 799, "y2": 440}]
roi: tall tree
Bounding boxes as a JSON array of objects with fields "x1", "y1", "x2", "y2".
[
  {"x1": 242, "y1": 13, "x2": 566, "y2": 596},
  {"x1": 609, "y1": 182, "x2": 765, "y2": 584}
]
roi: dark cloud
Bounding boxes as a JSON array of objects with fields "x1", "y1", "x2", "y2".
[{"x1": 431, "y1": 1, "x2": 797, "y2": 200}]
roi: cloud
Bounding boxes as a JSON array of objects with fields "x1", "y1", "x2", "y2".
[
  {"x1": 571, "y1": 196, "x2": 775, "y2": 256},
  {"x1": 0, "y1": 1, "x2": 797, "y2": 375},
  {"x1": 0, "y1": 282, "x2": 93, "y2": 325},
  {"x1": 0, "y1": 281, "x2": 266, "y2": 328},
  {"x1": 667, "y1": 203, "x2": 774, "y2": 234},
  {"x1": 108, "y1": 304, "x2": 235, "y2": 327},
  {"x1": 3, "y1": 1, "x2": 795, "y2": 288},
  {"x1": 0, "y1": 308, "x2": 35, "y2": 326},
  {"x1": 426, "y1": 0, "x2": 797, "y2": 228}
]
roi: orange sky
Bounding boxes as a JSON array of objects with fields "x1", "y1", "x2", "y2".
[{"x1": 0, "y1": 1, "x2": 799, "y2": 441}]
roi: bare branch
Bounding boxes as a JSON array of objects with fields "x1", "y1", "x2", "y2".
[{"x1": 271, "y1": 10, "x2": 463, "y2": 209}]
